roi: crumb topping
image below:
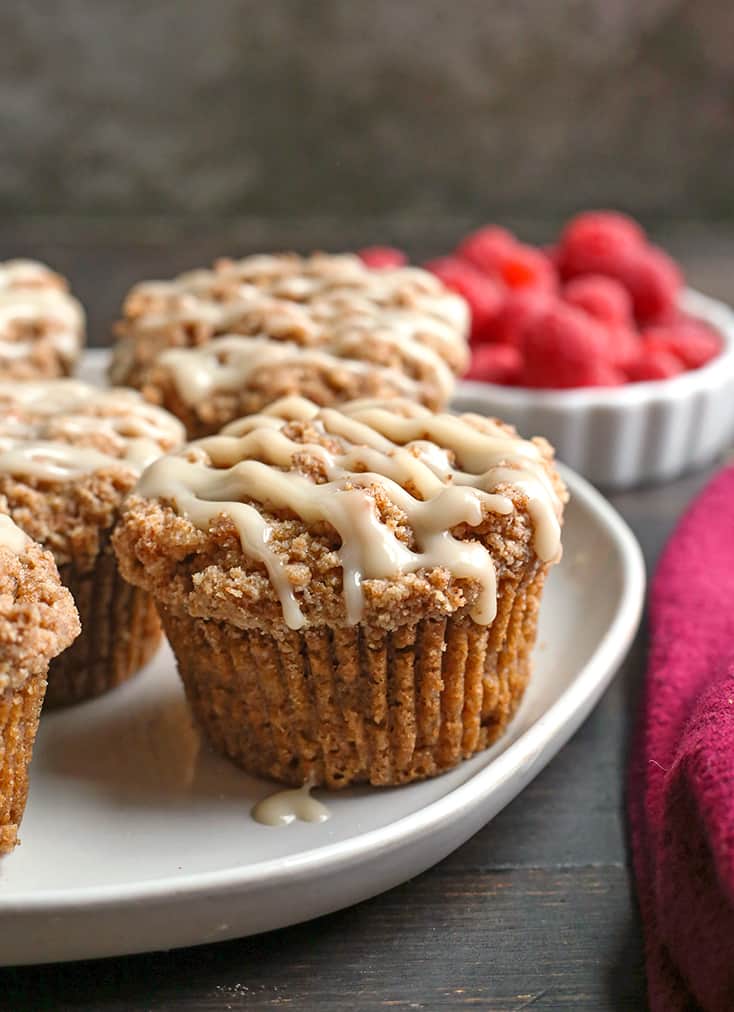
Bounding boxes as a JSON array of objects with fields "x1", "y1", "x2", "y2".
[
  {"x1": 110, "y1": 253, "x2": 470, "y2": 396},
  {"x1": 0, "y1": 516, "x2": 80, "y2": 692},
  {"x1": 114, "y1": 397, "x2": 566, "y2": 632},
  {"x1": 0, "y1": 380, "x2": 184, "y2": 566},
  {"x1": 0, "y1": 259, "x2": 85, "y2": 379},
  {"x1": 143, "y1": 329, "x2": 456, "y2": 436}
]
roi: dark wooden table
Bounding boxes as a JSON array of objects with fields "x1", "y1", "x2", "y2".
[{"x1": 0, "y1": 222, "x2": 729, "y2": 1011}]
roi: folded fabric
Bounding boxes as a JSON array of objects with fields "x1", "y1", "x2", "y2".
[{"x1": 629, "y1": 466, "x2": 734, "y2": 1011}]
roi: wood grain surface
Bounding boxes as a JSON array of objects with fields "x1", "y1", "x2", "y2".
[{"x1": 0, "y1": 223, "x2": 729, "y2": 1011}]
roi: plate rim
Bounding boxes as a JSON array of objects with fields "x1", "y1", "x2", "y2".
[{"x1": 1, "y1": 462, "x2": 646, "y2": 915}]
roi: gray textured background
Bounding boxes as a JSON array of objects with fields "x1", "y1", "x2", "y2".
[{"x1": 1, "y1": 0, "x2": 732, "y2": 223}]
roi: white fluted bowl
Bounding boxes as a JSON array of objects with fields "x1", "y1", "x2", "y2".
[{"x1": 452, "y1": 289, "x2": 734, "y2": 489}]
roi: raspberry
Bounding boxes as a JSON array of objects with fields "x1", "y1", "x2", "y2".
[
  {"x1": 543, "y1": 244, "x2": 560, "y2": 265},
  {"x1": 498, "y1": 244, "x2": 556, "y2": 291},
  {"x1": 521, "y1": 303, "x2": 610, "y2": 389},
  {"x1": 457, "y1": 226, "x2": 555, "y2": 291},
  {"x1": 643, "y1": 321, "x2": 720, "y2": 370},
  {"x1": 456, "y1": 226, "x2": 516, "y2": 274},
  {"x1": 621, "y1": 246, "x2": 683, "y2": 324},
  {"x1": 626, "y1": 343, "x2": 686, "y2": 382},
  {"x1": 606, "y1": 324, "x2": 641, "y2": 371},
  {"x1": 557, "y1": 210, "x2": 646, "y2": 279},
  {"x1": 557, "y1": 210, "x2": 681, "y2": 324},
  {"x1": 424, "y1": 256, "x2": 503, "y2": 343},
  {"x1": 564, "y1": 275, "x2": 633, "y2": 327},
  {"x1": 574, "y1": 360, "x2": 626, "y2": 387},
  {"x1": 493, "y1": 288, "x2": 554, "y2": 346},
  {"x1": 357, "y1": 246, "x2": 407, "y2": 269},
  {"x1": 465, "y1": 344, "x2": 522, "y2": 385}
]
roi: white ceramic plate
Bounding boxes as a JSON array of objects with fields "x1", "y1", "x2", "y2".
[{"x1": 0, "y1": 460, "x2": 644, "y2": 966}]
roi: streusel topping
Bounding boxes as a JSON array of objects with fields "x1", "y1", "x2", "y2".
[
  {"x1": 143, "y1": 325, "x2": 457, "y2": 436},
  {"x1": 0, "y1": 381, "x2": 184, "y2": 566},
  {"x1": 0, "y1": 380, "x2": 185, "y2": 480},
  {"x1": 0, "y1": 259, "x2": 85, "y2": 378},
  {"x1": 110, "y1": 253, "x2": 469, "y2": 391},
  {"x1": 128, "y1": 397, "x2": 565, "y2": 631},
  {"x1": 0, "y1": 514, "x2": 80, "y2": 692}
]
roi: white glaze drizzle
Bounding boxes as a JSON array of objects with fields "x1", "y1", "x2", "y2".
[
  {"x1": 0, "y1": 380, "x2": 184, "y2": 481},
  {"x1": 0, "y1": 260, "x2": 85, "y2": 366},
  {"x1": 156, "y1": 332, "x2": 450, "y2": 407},
  {"x1": 136, "y1": 397, "x2": 563, "y2": 631},
  {"x1": 0, "y1": 512, "x2": 29, "y2": 552},
  {"x1": 0, "y1": 259, "x2": 65, "y2": 289},
  {"x1": 251, "y1": 783, "x2": 330, "y2": 827},
  {"x1": 131, "y1": 254, "x2": 466, "y2": 320},
  {"x1": 115, "y1": 253, "x2": 470, "y2": 382}
]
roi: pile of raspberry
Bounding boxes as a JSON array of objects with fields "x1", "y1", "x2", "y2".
[{"x1": 359, "y1": 212, "x2": 721, "y2": 389}]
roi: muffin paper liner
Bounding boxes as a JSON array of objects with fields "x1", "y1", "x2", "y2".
[
  {"x1": 160, "y1": 562, "x2": 547, "y2": 789},
  {"x1": 0, "y1": 670, "x2": 46, "y2": 853},
  {"x1": 45, "y1": 549, "x2": 161, "y2": 708}
]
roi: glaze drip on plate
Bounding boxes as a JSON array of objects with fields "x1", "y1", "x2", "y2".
[
  {"x1": 251, "y1": 784, "x2": 330, "y2": 827},
  {"x1": 136, "y1": 397, "x2": 563, "y2": 630}
]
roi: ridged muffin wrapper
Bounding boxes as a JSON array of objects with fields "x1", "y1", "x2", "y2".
[
  {"x1": 0, "y1": 669, "x2": 46, "y2": 853},
  {"x1": 160, "y1": 561, "x2": 548, "y2": 789},
  {"x1": 45, "y1": 548, "x2": 161, "y2": 708}
]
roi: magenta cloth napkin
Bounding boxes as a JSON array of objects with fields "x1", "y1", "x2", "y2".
[{"x1": 629, "y1": 467, "x2": 734, "y2": 1011}]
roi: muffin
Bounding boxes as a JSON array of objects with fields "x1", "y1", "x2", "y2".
[
  {"x1": 0, "y1": 514, "x2": 80, "y2": 853},
  {"x1": 113, "y1": 396, "x2": 567, "y2": 789},
  {"x1": 142, "y1": 330, "x2": 458, "y2": 438},
  {"x1": 110, "y1": 253, "x2": 469, "y2": 429},
  {"x1": 0, "y1": 380, "x2": 184, "y2": 707},
  {"x1": 0, "y1": 259, "x2": 85, "y2": 379}
]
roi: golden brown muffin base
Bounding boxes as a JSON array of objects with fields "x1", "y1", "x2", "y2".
[
  {"x1": 0, "y1": 670, "x2": 46, "y2": 853},
  {"x1": 159, "y1": 563, "x2": 546, "y2": 789},
  {"x1": 45, "y1": 549, "x2": 161, "y2": 709}
]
